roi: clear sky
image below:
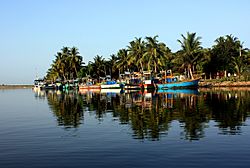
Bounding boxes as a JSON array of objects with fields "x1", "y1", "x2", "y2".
[{"x1": 0, "y1": 0, "x2": 249, "y2": 84}]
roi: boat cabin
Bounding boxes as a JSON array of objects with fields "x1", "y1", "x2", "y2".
[{"x1": 161, "y1": 70, "x2": 178, "y2": 83}]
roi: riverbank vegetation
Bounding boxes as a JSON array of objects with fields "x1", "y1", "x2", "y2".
[
  {"x1": 46, "y1": 47, "x2": 83, "y2": 81},
  {"x1": 45, "y1": 32, "x2": 250, "y2": 82}
]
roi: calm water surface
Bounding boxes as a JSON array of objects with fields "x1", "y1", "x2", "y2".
[{"x1": 1, "y1": 88, "x2": 250, "y2": 168}]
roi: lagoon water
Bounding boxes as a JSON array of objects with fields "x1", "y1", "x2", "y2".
[{"x1": 1, "y1": 88, "x2": 250, "y2": 168}]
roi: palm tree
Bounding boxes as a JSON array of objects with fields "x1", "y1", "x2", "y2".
[
  {"x1": 61, "y1": 47, "x2": 71, "y2": 79},
  {"x1": 87, "y1": 61, "x2": 94, "y2": 77},
  {"x1": 46, "y1": 46, "x2": 84, "y2": 81},
  {"x1": 177, "y1": 32, "x2": 202, "y2": 79},
  {"x1": 108, "y1": 54, "x2": 118, "y2": 78},
  {"x1": 158, "y1": 42, "x2": 173, "y2": 71},
  {"x1": 92, "y1": 55, "x2": 106, "y2": 81},
  {"x1": 209, "y1": 34, "x2": 245, "y2": 79},
  {"x1": 127, "y1": 37, "x2": 146, "y2": 72},
  {"x1": 143, "y1": 35, "x2": 169, "y2": 73},
  {"x1": 54, "y1": 52, "x2": 67, "y2": 80},
  {"x1": 116, "y1": 49, "x2": 130, "y2": 74},
  {"x1": 70, "y1": 47, "x2": 83, "y2": 79}
]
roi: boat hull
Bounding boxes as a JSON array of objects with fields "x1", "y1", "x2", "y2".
[
  {"x1": 101, "y1": 84, "x2": 121, "y2": 89},
  {"x1": 124, "y1": 84, "x2": 141, "y2": 90},
  {"x1": 100, "y1": 89, "x2": 122, "y2": 94},
  {"x1": 157, "y1": 79, "x2": 200, "y2": 90},
  {"x1": 79, "y1": 85, "x2": 101, "y2": 90}
]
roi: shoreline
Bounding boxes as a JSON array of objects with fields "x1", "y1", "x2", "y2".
[
  {"x1": 0, "y1": 85, "x2": 33, "y2": 89},
  {"x1": 1, "y1": 81, "x2": 250, "y2": 90},
  {"x1": 199, "y1": 81, "x2": 250, "y2": 88}
]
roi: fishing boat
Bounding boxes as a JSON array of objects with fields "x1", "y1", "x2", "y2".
[
  {"x1": 79, "y1": 88, "x2": 101, "y2": 94},
  {"x1": 33, "y1": 78, "x2": 45, "y2": 89},
  {"x1": 65, "y1": 79, "x2": 79, "y2": 90},
  {"x1": 100, "y1": 75, "x2": 122, "y2": 89},
  {"x1": 157, "y1": 77, "x2": 200, "y2": 90},
  {"x1": 125, "y1": 83, "x2": 141, "y2": 90},
  {"x1": 79, "y1": 82, "x2": 101, "y2": 90},
  {"x1": 34, "y1": 79, "x2": 57, "y2": 90},
  {"x1": 141, "y1": 71, "x2": 155, "y2": 90},
  {"x1": 43, "y1": 83, "x2": 56, "y2": 90},
  {"x1": 157, "y1": 79, "x2": 200, "y2": 90},
  {"x1": 156, "y1": 70, "x2": 200, "y2": 90},
  {"x1": 101, "y1": 81, "x2": 121, "y2": 89},
  {"x1": 122, "y1": 72, "x2": 142, "y2": 90},
  {"x1": 100, "y1": 88, "x2": 123, "y2": 94},
  {"x1": 55, "y1": 80, "x2": 64, "y2": 90}
]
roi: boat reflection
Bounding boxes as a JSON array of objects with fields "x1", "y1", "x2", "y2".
[{"x1": 33, "y1": 88, "x2": 250, "y2": 141}]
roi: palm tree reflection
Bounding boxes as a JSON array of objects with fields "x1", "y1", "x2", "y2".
[
  {"x1": 33, "y1": 88, "x2": 250, "y2": 140},
  {"x1": 46, "y1": 90, "x2": 84, "y2": 128}
]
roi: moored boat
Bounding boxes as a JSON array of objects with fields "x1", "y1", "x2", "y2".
[
  {"x1": 79, "y1": 88, "x2": 101, "y2": 94},
  {"x1": 33, "y1": 79, "x2": 57, "y2": 90},
  {"x1": 79, "y1": 85, "x2": 101, "y2": 89},
  {"x1": 43, "y1": 83, "x2": 56, "y2": 90},
  {"x1": 157, "y1": 78, "x2": 200, "y2": 90},
  {"x1": 141, "y1": 71, "x2": 155, "y2": 90},
  {"x1": 100, "y1": 75, "x2": 122, "y2": 89},
  {"x1": 121, "y1": 72, "x2": 142, "y2": 90},
  {"x1": 79, "y1": 82, "x2": 101, "y2": 90},
  {"x1": 33, "y1": 79, "x2": 45, "y2": 89},
  {"x1": 100, "y1": 88, "x2": 122, "y2": 94},
  {"x1": 156, "y1": 70, "x2": 200, "y2": 90},
  {"x1": 65, "y1": 79, "x2": 79, "y2": 90},
  {"x1": 124, "y1": 78, "x2": 141, "y2": 90},
  {"x1": 101, "y1": 82, "x2": 121, "y2": 89},
  {"x1": 125, "y1": 83, "x2": 141, "y2": 90}
]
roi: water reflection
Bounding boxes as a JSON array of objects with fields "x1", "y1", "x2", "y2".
[
  {"x1": 33, "y1": 88, "x2": 250, "y2": 140},
  {"x1": 34, "y1": 89, "x2": 84, "y2": 128},
  {"x1": 201, "y1": 88, "x2": 250, "y2": 135}
]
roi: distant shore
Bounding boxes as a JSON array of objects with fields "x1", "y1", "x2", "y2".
[{"x1": 0, "y1": 85, "x2": 33, "y2": 89}]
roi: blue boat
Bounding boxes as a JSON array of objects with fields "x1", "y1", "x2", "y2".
[{"x1": 157, "y1": 78, "x2": 200, "y2": 90}]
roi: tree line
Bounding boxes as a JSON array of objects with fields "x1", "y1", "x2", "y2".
[{"x1": 46, "y1": 32, "x2": 250, "y2": 81}]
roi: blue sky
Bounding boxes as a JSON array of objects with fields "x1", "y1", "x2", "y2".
[{"x1": 0, "y1": 0, "x2": 249, "y2": 84}]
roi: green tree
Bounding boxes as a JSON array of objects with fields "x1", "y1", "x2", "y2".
[
  {"x1": 143, "y1": 35, "x2": 164, "y2": 73},
  {"x1": 116, "y1": 49, "x2": 130, "y2": 74},
  {"x1": 92, "y1": 55, "x2": 106, "y2": 81},
  {"x1": 207, "y1": 35, "x2": 245, "y2": 78},
  {"x1": 107, "y1": 54, "x2": 119, "y2": 78},
  {"x1": 177, "y1": 32, "x2": 202, "y2": 79},
  {"x1": 46, "y1": 46, "x2": 84, "y2": 81},
  {"x1": 127, "y1": 37, "x2": 146, "y2": 72},
  {"x1": 70, "y1": 47, "x2": 83, "y2": 79},
  {"x1": 144, "y1": 36, "x2": 171, "y2": 73}
]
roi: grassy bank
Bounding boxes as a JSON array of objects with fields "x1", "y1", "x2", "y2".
[
  {"x1": 0, "y1": 85, "x2": 33, "y2": 89},
  {"x1": 199, "y1": 80, "x2": 250, "y2": 87}
]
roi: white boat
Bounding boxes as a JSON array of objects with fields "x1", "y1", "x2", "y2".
[
  {"x1": 100, "y1": 88, "x2": 122, "y2": 93},
  {"x1": 101, "y1": 83, "x2": 121, "y2": 89},
  {"x1": 33, "y1": 79, "x2": 45, "y2": 89},
  {"x1": 100, "y1": 75, "x2": 122, "y2": 89}
]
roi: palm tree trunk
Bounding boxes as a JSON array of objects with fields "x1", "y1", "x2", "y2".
[
  {"x1": 140, "y1": 62, "x2": 143, "y2": 72},
  {"x1": 185, "y1": 68, "x2": 189, "y2": 79},
  {"x1": 74, "y1": 66, "x2": 78, "y2": 78},
  {"x1": 188, "y1": 65, "x2": 194, "y2": 79}
]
